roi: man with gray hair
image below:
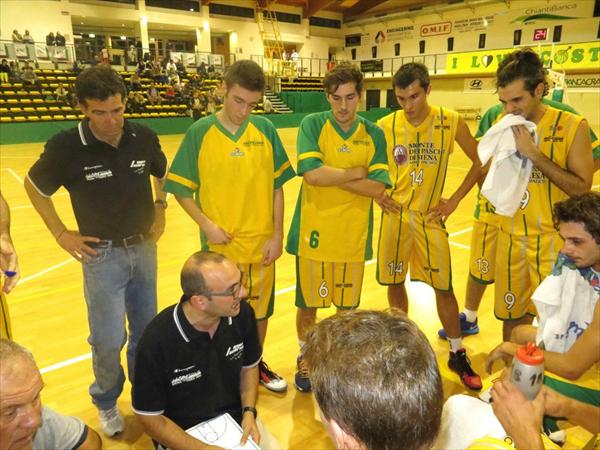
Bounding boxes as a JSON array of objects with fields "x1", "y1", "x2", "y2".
[
  {"x1": 303, "y1": 309, "x2": 443, "y2": 450},
  {"x1": 0, "y1": 339, "x2": 101, "y2": 450}
]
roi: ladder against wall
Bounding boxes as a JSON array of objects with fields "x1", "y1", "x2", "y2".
[{"x1": 255, "y1": 0, "x2": 296, "y2": 77}]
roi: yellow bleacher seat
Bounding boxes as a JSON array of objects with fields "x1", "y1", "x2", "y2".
[
  {"x1": 77, "y1": 114, "x2": 84, "y2": 119},
  {"x1": 0, "y1": 107, "x2": 7, "y2": 113},
  {"x1": 65, "y1": 114, "x2": 78, "y2": 120},
  {"x1": 14, "y1": 116, "x2": 26, "y2": 122},
  {"x1": 0, "y1": 116, "x2": 11, "y2": 122},
  {"x1": 36, "y1": 107, "x2": 48, "y2": 111},
  {"x1": 9, "y1": 107, "x2": 22, "y2": 112},
  {"x1": 52, "y1": 115, "x2": 65, "y2": 120},
  {"x1": 23, "y1": 107, "x2": 35, "y2": 112},
  {"x1": 32, "y1": 98, "x2": 43, "y2": 103},
  {"x1": 27, "y1": 116, "x2": 40, "y2": 121},
  {"x1": 60, "y1": 106, "x2": 71, "y2": 111},
  {"x1": 40, "y1": 115, "x2": 53, "y2": 121},
  {"x1": 21, "y1": 99, "x2": 32, "y2": 103},
  {"x1": 12, "y1": 83, "x2": 22, "y2": 88},
  {"x1": 4, "y1": 90, "x2": 15, "y2": 95},
  {"x1": 49, "y1": 106, "x2": 60, "y2": 111}
]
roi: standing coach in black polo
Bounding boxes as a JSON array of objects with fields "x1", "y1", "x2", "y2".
[{"x1": 24, "y1": 65, "x2": 168, "y2": 437}]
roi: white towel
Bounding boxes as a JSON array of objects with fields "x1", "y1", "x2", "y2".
[
  {"x1": 533, "y1": 257, "x2": 598, "y2": 353},
  {"x1": 478, "y1": 114, "x2": 537, "y2": 217}
]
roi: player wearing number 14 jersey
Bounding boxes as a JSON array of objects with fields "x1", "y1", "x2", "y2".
[{"x1": 376, "y1": 63, "x2": 483, "y2": 390}]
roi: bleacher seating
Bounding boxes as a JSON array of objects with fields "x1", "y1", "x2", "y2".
[
  {"x1": 281, "y1": 76, "x2": 322, "y2": 92},
  {"x1": 0, "y1": 68, "x2": 278, "y2": 123}
]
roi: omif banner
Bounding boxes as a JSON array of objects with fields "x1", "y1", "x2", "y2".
[{"x1": 446, "y1": 42, "x2": 600, "y2": 74}]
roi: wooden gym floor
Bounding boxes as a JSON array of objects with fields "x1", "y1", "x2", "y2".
[{"x1": 1, "y1": 125, "x2": 598, "y2": 449}]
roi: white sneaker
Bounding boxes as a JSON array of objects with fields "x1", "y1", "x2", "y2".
[{"x1": 99, "y1": 406, "x2": 124, "y2": 437}]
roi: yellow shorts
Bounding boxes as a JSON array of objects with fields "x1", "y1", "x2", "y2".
[
  {"x1": 295, "y1": 256, "x2": 364, "y2": 309},
  {"x1": 377, "y1": 209, "x2": 453, "y2": 291},
  {"x1": 0, "y1": 291, "x2": 12, "y2": 339},
  {"x1": 494, "y1": 229, "x2": 560, "y2": 320},
  {"x1": 238, "y1": 261, "x2": 275, "y2": 320},
  {"x1": 469, "y1": 213, "x2": 500, "y2": 284}
]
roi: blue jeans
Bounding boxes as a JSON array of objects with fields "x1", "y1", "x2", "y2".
[{"x1": 82, "y1": 239, "x2": 157, "y2": 410}]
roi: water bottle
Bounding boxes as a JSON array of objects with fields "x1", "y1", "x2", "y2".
[{"x1": 510, "y1": 342, "x2": 544, "y2": 400}]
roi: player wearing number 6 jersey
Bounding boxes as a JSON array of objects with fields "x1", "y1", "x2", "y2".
[
  {"x1": 483, "y1": 48, "x2": 593, "y2": 342},
  {"x1": 285, "y1": 63, "x2": 391, "y2": 393},
  {"x1": 376, "y1": 62, "x2": 483, "y2": 390}
]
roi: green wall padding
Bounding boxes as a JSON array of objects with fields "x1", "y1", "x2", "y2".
[
  {"x1": 0, "y1": 110, "x2": 393, "y2": 145},
  {"x1": 0, "y1": 117, "x2": 194, "y2": 145},
  {"x1": 279, "y1": 92, "x2": 329, "y2": 113}
]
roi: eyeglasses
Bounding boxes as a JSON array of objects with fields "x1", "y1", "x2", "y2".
[{"x1": 201, "y1": 271, "x2": 247, "y2": 299}]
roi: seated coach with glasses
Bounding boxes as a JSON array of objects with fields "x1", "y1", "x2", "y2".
[{"x1": 132, "y1": 251, "x2": 279, "y2": 450}]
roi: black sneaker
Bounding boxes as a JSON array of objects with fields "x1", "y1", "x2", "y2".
[
  {"x1": 259, "y1": 359, "x2": 288, "y2": 392},
  {"x1": 448, "y1": 348, "x2": 482, "y2": 391},
  {"x1": 294, "y1": 354, "x2": 312, "y2": 392}
]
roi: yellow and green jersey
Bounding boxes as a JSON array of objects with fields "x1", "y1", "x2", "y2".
[
  {"x1": 498, "y1": 107, "x2": 583, "y2": 236},
  {"x1": 164, "y1": 114, "x2": 295, "y2": 263},
  {"x1": 473, "y1": 99, "x2": 599, "y2": 221},
  {"x1": 377, "y1": 106, "x2": 459, "y2": 213},
  {"x1": 286, "y1": 111, "x2": 391, "y2": 262}
]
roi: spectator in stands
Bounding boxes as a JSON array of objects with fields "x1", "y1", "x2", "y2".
[
  {"x1": 19, "y1": 62, "x2": 39, "y2": 86},
  {"x1": 11, "y1": 30, "x2": 22, "y2": 43},
  {"x1": 128, "y1": 45, "x2": 137, "y2": 65},
  {"x1": 207, "y1": 63, "x2": 215, "y2": 78},
  {"x1": 175, "y1": 59, "x2": 185, "y2": 77},
  {"x1": 45, "y1": 32, "x2": 55, "y2": 46},
  {"x1": 54, "y1": 83, "x2": 69, "y2": 104},
  {"x1": 165, "y1": 59, "x2": 177, "y2": 81},
  {"x1": 0, "y1": 338, "x2": 102, "y2": 450},
  {"x1": 197, "y1": 61, "x2": 207, "y2": 79},
  {"x1": 134, "y1": 91, "x2": 147, "y2": 111},
  {"x1": 164, "y1": 83, "x2": 175, "y2": 102},
  {"x1": 189, "y1": 90, "x2": 204, "y2": 121},
  {"x1": 101, "y1": 48, "x2": 109, "y2": 65},
  {"x1": 129, "y1": 72, "x2": 142, "y2": 91},
  {"x1": 263, "y1": 96, "x2": 273, "y2": 114},
  {"x1": 72, "y1": 59, "x2": 83, "y2": 75},
  {"x1": 0, "y1": 59, "x2": 10, "y2": 84},
  {"x1": 303, "y1": 309, "x2": 444, "y2": 450},
  {"x1": 8, "y1": 61, "x2": 19, "y2": 83},
  {"x1": 126, "y1": 90, "x2": 139, "y2": 113},
  {"x1": 146, "y1": 81, "x2": 162, "y2": 105},
  {"x1": 22, "y1": 30, "x2": 34, "y2": 44},
  {"x1": 206, "y1": 90, "x2": 216, "y2": 114},
  {"x1": 55, "y1": 31, "x2": 66, "y2": 47}
]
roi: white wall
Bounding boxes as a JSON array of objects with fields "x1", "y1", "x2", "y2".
[{"x1": 1, "y1": 0, "x2": 74, "y2": 44}]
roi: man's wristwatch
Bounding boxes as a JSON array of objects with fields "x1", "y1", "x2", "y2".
[
  {"x1": 242, "y1": 406, "x2": 257, "y2": 418},
  {"x1": 154, "y1": 199, "x2": 168, "y2": 209}
]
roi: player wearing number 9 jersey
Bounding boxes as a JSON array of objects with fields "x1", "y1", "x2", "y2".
[
  {"x1": 376, "y1": 62, "x2": 484, "y2": 391},
  {"x1": 285, "y1": 63, "x2": 391, "y2": 393},
  {"x1": 487, "y1": 49, "x2": 593, "y2": 342}
]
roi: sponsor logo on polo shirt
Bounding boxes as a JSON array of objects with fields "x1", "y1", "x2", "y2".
[
  {"x1": 171, "y1": 369, "x2": 202, "y2": 386},
  {"x1": 130, "y1": 159, "x2": 146, "y2": 174},
  {"x1": 231, "y1": 148, "x2": 245, "y2": 157},
  {"x1": 85, "y1": 169, "x2": 113, "y2": 181},
  {"x1": 225, "y1": 342, "x2": 244, "y2": 360}
]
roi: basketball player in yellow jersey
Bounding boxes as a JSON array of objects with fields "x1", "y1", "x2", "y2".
[
  {"x1": 377, "y1": 63, "x2": 483, "y2": 390},
  {"x1": 164, "y1": 60, "x2": 295, "y2": 392},
  {"x1": 491, "y1": 49, "x2": 593, "y2": 341},
  {"x1": 286, "y1": 63, "x2": 391, "y2": 392}
]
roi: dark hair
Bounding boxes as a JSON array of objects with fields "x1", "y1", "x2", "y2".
[
  {"x1": 496, "y1": 48, "x2": 549, "y2": 97},
  {"x1": 392, "y1": 62, "x2": 430, "y2": 90},
  {"x1": 180, "y1": 251, "x2": 227, "y2": 299},
  {"x1": 553, "y1": 192, "x2": 600, "y2": 244},
  {"x1": 304, "y1": 309, "x2": 443, "y2": 450},
  {"x1": 223, "y1": 60, "x2": 265, "y2": 92},
  {"x1": 75, "y1": 65, "x2": 126, "y2": 106},
  {"x1": 323, "y1": 62, "x2": 363, "y2": 95}
]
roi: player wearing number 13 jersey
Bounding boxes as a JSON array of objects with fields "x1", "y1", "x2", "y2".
[
  {"x1": 376, "y1": 63, "x2": 484, "y2": 390},
  {"x1": 285, "y1": 63, "x2": 391, "y2": 393}
]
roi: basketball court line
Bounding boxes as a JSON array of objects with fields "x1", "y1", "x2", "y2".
[
  {"x1": 4, "y1": 167, "x2": 23, "y2": 184},
  {"x1": 36, "y1": 224, "x2": 475, "y2": 374}
]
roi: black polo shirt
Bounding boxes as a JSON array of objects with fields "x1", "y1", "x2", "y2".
[
  {"x1": 132, "y1": 300, "x2": 262, "y2": 430},
  {"x1": 27, "y1": 119, "x2": 167, "y2": 239}
]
